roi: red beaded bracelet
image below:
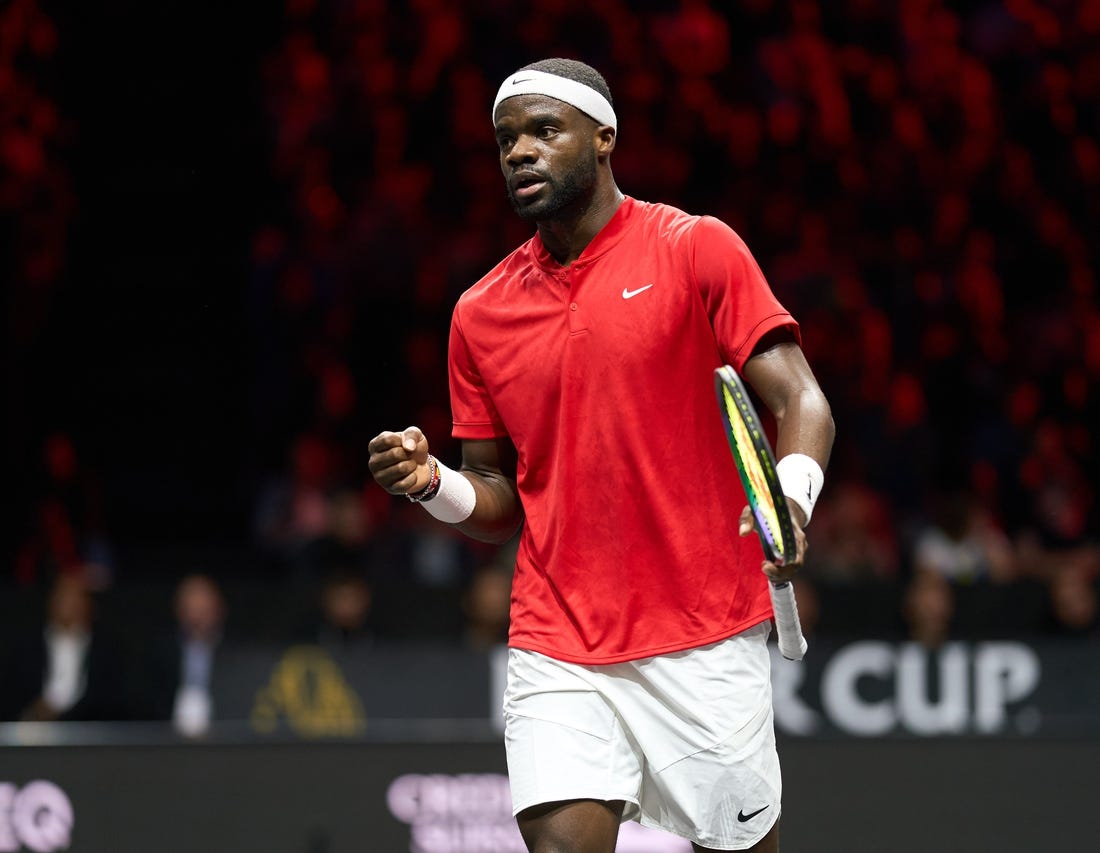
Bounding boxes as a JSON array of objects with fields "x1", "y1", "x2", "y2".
[{"x1": 405, "y1": 454, "x2": 441, "y2": 502}]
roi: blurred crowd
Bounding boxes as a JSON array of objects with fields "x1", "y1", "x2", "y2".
[
  {"x1": 241, "y1": 0, "x2": 1100, "y2": 634},
  {"x1": 5, "y1": 0, "x2": 1100, "y2": 725}
]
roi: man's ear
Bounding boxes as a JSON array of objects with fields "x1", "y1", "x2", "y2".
[{"x1": 595, "y1": 125, "x2": 616, "y2": 159}]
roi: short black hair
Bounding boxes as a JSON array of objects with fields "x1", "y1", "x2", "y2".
[{"x1": 520, "y1": 58, "x2": 613, "y2": 107}]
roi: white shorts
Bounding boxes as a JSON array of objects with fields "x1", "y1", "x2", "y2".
[{"x1": 503, "y1": 622, "x2": 781, "y2": 851}]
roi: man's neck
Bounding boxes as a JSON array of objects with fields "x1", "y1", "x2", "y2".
[{"x1": 537, "y1": 184, "x2": 624, "y2": 266}]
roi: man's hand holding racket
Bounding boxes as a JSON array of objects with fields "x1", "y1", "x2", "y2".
[
  {"x1": 714, "y1": 365, "x2": 820, "y2": 660},
  {"x1": 738, "y1": 503, "x2": 807, "y2": 584}
]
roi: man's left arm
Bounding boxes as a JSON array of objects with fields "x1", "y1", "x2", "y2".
[{"x1": 742, "y1": 337, "x2": 835, "y2": 578}]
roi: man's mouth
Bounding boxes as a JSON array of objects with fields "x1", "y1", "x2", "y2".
[{"x1": 512, "y1": 174, "x2": 547, "y2": 199}]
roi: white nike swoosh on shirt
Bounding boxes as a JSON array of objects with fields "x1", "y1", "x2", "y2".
[{"x1": 622, "y1": 284, "x2": 654, "y2": 299}]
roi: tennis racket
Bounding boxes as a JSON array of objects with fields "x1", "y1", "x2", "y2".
[{"x1": 714, "y1": 365, "x2": 809, "y2": 660}]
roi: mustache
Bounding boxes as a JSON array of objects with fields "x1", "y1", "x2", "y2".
[{"x1": 509, "y1": 169, "x2": 551, "y2": 183}]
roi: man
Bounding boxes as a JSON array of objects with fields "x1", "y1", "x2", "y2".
[
  {"x1": 168, "y1": 573, "x2": 227, "y2": 737},
  {"x1": 1, "y1": 574, "x2": 126, "y2": 722},
  {"x1": 135, "y1": 573, "x2": 228, "y2": 736},
  {"x1": 369, "y1": 58, "x2": 834, "y2": 853}
]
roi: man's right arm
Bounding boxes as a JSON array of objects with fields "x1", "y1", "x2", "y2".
[{"x1": 367, "y1": 428, "x2": 523, "y2": 545}]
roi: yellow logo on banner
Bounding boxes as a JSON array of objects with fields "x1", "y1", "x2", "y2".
[{"x1": 250, "y1": 645, "x2": 366, "y2": 737}]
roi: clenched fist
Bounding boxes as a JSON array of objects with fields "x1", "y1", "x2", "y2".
[{"x1": 368, "y1": 426, "x2": 431, "y2": 495}]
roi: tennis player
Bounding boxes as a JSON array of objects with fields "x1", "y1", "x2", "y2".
[{"x1": 369, "y1": 59, "x2": 834, "y2": 853}]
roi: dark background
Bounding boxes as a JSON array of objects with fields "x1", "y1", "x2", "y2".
[{"x1": 8, "y1": 0, "x2": 279, "y2": 548}]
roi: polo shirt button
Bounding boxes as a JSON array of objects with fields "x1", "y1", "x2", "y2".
[{"x1": 569, "y1": 302, "x2": 578, "y2": 311}]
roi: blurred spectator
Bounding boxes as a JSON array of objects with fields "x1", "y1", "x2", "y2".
[
  {"x1": 169, "y1": 574, "x2": 228, "y2": 737},
  {"x1": 912, "y1": 489, "x2": 1017, "y2": 584},
  {"x1": 902, "y1": 570, "x2": 955, "y2": 650},
  {"x1": 312, "y1": 569, "x2": 375, "y2": 652},
  {"x1": 461, "y1": 563, "x2": 513, "y2": 651},
  {"x1": 0, "y1": 573, "x2": 125, "y2": 721},
  {"x1": 133, "y1": 574, "x2": 228, "y2": 737},
  {"x1": 805, "y1": 479, "x2": 900, "y2": 582},
  {"x1": 368, "y1": 503, "x2": 488, "y2": 641},
  {"x1": 297, "y1": 486, "x2": 384, "y2": 580},
  {"x1": 1044, "y1": 558, "x2": 1100, "y2": 638},
  {"x1": 1015, "y1": 419, "x2": 1095, "y2": 550},
  {"x1": 253, "y1": 431, "x2": 345, "y2": 575}
]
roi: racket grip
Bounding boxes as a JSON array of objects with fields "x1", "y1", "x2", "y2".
[{"x1": 769, "y1": 580, "x2": 809, "y2": 661}]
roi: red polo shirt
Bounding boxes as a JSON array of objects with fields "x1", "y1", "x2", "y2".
[{"x1": 449, "y1": 197, "x2": 799, "y2": 664}]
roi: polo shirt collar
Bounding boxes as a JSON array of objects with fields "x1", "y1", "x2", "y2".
[{"x1": 532, "y1": 196, "x2": 638, "y2": 270}]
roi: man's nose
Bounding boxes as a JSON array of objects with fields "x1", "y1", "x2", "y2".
[{"x1": 506, "y1": 134, "x2": 538, "y2": 166}]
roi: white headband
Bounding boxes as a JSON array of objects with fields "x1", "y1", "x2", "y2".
[{"x1": 493, "y1": 68, "x2": 617, "y2": 131}]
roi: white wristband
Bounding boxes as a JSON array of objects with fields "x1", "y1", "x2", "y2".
[
  {"x1": 420, "y1": 458, "x2": 476, "y2": 524},
  {"x1": 776, "y1": 453, "x2": 824, "y2": 525}
]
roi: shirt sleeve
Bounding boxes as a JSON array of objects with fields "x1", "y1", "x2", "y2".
[
  {"x1": 448, "y1": 302, "x2": 508, "y2": 439},
  {"x1": 689, "y1": 215, "x2": 800, "y2": 370}
]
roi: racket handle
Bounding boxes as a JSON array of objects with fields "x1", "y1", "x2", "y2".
[{"x1": 769, "y1": 580, "x2": 809, "y2": 661}]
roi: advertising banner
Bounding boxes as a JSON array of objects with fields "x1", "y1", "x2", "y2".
[
  {"x1": 770, "y1": 637, "x2": 1100, "y2": 738},
  {"x1": 1, "y1": 739, "x2": 1097, "y2": 853},
  {"x1": 196, "y1": 638, "x2": 1099, "y2": 739}
]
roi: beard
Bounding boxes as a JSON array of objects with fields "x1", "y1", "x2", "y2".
[{"x1": 507, "y1": 151, "x2": 598, "y2": 222}]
